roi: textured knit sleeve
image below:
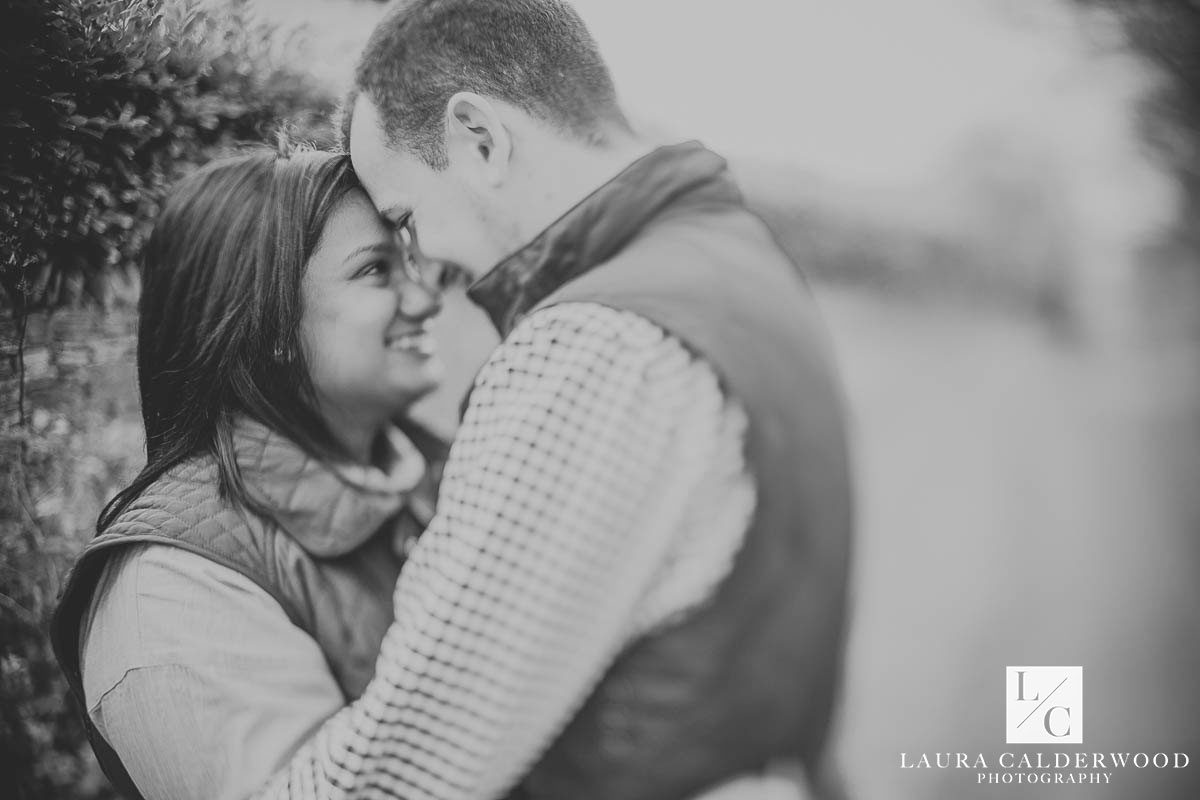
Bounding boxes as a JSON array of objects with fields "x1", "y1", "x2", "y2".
[{"x1": 254, "y1": 303, "x2": 754, "y2": 800}]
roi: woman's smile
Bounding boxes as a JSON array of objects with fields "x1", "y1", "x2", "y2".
[
  {"x1": 385, "y1": 325, "x2": 438, "y2": 357},
  {"x1": 300, "y1": 189, "x2": 445, "y2": 450}
]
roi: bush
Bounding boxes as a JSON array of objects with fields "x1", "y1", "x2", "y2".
[
  {"x1": 0, "y1": 2, "x2": 338, "y2": 797},
  {"x1": 0, "y1": 0, "x2": 337, "y2": 311}
]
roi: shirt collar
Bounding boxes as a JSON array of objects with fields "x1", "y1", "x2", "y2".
[
  {"x1": 233, "y1": 418, "x2": 425, "y2": 558},
  {"x1": 466, "y1": 141, "x2": 738, "y2": 337}
]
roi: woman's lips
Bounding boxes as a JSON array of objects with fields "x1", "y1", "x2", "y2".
[{"x1": 385, "y1": 329, "x2": 437, "y2": 356}]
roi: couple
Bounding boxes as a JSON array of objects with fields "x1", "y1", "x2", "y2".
[{"x1": 52, "y1": 1, "x2": 854, "y2": 799}]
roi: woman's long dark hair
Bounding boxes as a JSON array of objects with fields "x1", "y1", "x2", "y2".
[{"x1": 98, "y1": 147, "x2": 360, "y2": 532}]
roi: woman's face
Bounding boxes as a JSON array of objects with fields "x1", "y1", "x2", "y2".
[{"x1": 300, "y1": 190, "x2": 444, "y2": 431}]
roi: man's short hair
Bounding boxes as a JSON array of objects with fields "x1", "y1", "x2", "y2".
[{"x1": 353, "y1": 0, "x2": 631, "y2": 167}]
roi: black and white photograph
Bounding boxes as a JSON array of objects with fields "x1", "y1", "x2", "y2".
[{"x1": 2, "y1": 1, "x2": 1198, "y2": 799}]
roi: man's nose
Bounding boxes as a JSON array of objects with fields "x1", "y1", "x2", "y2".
[{"x1": 396, "y1": 278, "x2": 442, "y2": 322}]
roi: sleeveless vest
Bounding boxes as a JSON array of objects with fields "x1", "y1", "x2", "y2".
[
  {"x1": 51, "y1": 418, "x2": 446, "y2": 800},
  {"x1": 467, "y1": 142, "x2": 855, "y2": 800}
]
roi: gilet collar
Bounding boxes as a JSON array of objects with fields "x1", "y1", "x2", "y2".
[
  {"x1": 232, "y1": 418, "x2": 425, "y2": 558},
  {"x1": 466, "y1": 141, "x2": 738, "y2": 336}
]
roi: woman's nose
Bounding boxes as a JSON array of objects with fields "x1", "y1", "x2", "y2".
[{"x1": 396, "y1": 278, "x2": 442, "y2": 322}]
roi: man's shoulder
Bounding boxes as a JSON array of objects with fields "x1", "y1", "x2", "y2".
[
  {"x1": 478, "y1": 302, "x2": 696, "y2": 389},
  {"x1": 513, "y1": 301, "x2": 669, "y2": 350},
  {"x1": 467, "y1": 300, "x2": 730, "y2": 415}
]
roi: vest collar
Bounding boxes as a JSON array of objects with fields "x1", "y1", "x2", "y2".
[
  {"x1": 466, "y1": 141, "x2": 738, "y2": 337},
  {"x1": 233, "y1": 418, "x2": 425, "y2": 558}
]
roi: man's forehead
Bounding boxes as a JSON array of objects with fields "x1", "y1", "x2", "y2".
[
  {"x1": 348, "y1": 96, "x2": 427, "y2": 182},
  {"x1": 348, "y1": 94, "x2": 387, "y2": 159},
  {"x1": 347, "y1": 97, "x2": 418, "y2": 219}
]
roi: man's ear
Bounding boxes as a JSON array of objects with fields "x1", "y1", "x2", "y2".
[{"x1": 444, "y1": 92, "x2": 512, "y2": 187}]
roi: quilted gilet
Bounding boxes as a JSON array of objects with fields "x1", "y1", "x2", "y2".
[
  {"x1": 468, "y1": 141, "x2": 855, "y2": 800},
  {"x1": 51, "y1": 418, "x2": 446, "y2": 800}
]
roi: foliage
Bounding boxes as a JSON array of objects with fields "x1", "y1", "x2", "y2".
[
  {"x1": 1080, "y1": 0, "x2": 1200, "y2": 131},
  {"x1": 0, "y1": 0, "x2": 338, "y2": 311},
  {"x1": 1075, "y1": 0, "x2": 1200, "y2": 240},
  {"x1": 0, "y1": 1, "x2": 338, "y2": 797},
  {"x1": 1, "y1": 429, "x2": 126, "y2": 800}
]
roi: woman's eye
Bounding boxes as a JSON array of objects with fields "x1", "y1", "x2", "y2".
[{"x1": 359, "y1": 260, "x2": 391, "y2": 282}]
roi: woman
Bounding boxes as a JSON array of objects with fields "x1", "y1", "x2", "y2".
[{"x1": 51, "y1": 145, "x2": 449, "y2": 800}]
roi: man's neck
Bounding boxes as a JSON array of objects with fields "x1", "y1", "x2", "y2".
[{"x1": 512, "y1": 133, "x2": 656, "y2": 251}]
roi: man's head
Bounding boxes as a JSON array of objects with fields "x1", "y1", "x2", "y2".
[{"x1": 347, "y1": 0, "x2": 635, "y2": 275}]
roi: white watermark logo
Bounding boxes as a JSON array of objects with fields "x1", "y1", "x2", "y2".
[
  {"x1": 898, "y1": 665, "x2": 1191, "y2": 788},
  {"x1": 1006, "y1": 666, "x2": 1082, "y2": 744}
]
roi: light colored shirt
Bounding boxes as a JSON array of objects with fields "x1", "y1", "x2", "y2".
[
  {"x1": 82, "y1": 544, "x2": 345, "y2": 800},
  {"x1": 83, "y1": 303, "x2": 809, "y2": 800}
]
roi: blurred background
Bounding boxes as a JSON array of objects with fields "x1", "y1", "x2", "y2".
[{"x1": 2, "y1": 1, "x2": 1198, "y2": 798}]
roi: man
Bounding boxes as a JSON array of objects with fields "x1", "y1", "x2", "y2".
[{"x1": 260, "y1": 1, "x2": 854, "y2": 798}]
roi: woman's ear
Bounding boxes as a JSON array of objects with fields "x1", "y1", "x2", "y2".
[{"x1": 444, "y1": 92, "x2": 512, "y2": 188}]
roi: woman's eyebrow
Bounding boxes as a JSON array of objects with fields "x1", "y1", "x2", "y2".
[{"x1": 341, "y1": 242, "x2": 392, "y2": 264}]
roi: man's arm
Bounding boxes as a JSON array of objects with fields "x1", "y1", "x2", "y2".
[{"x1": 255, "y1": 303, "x2": 746, "y2": 800}]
